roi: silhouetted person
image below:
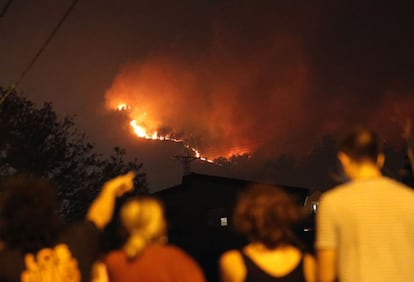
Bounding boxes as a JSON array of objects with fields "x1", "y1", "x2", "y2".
[
  {"x1": 219, "y1": 184, "x2": 316, "y2": 282},
  {"x1": 0, "y1": 172, "x2": 135, "y2": 282},
  {"x1": 104, "y1": 196, "x2": 206, "y2": 282},
  {"x1": 316, "y1": 127, "x2": 414, "y2": 282}
]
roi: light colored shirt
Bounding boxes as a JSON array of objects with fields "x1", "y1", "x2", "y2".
[{"x1": 316, "y1": 176, "x2": 414, "y2": 282}]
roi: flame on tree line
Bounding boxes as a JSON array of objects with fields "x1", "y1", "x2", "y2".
[{"x1": 116, "y1": 103, "x2": 218, "y2": 163}]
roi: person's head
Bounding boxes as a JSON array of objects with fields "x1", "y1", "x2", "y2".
[
  {"x1": 120, "y1": 196, "x2": 167, "y2": 259},
  {"x1": 336, "y1": 126, "x2": 384, "y2": 177},
  {"x1": 233, "y1": 184, "x2": 306, "y2": 250},
  {"x1": 0, "y1": 174, "x2": 61, "y2": 253}
]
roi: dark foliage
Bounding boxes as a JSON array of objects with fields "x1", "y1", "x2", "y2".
[{"x1": 0, "y1": 88, "x2": 147, "y2": 220}]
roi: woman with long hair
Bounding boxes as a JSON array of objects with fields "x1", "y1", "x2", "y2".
[{"x1": 104, "y1": 196, "x2": 206, "y2": 282}]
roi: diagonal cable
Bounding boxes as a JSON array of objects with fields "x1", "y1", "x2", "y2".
[
  {"x1": 0, "y1": 0, "x2": 14, "y2": 18},
  {"x1": 16, "y1": 0, "x2": 80, "y2": 86}
]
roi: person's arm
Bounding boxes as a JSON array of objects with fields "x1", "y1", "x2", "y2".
[
  {"x1": 303, "y1": 253, "x2": 316, "y2": 282},
  {"x1": 317, "y1": 249, "x2": 336, "y2": 282},
  {"x1": 315, "y1": 194, "x2": 337, "y2": 282},
  {"x1": 219, "y1": 250, "x2": 245, "y2": 282},
  {"x1": 86, "y1": 172, "x2": 135, "y2": 230}
]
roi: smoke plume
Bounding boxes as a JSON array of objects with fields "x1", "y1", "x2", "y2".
[{"x1": 105, "y1": 1, "x2": 414, "y2": 160}]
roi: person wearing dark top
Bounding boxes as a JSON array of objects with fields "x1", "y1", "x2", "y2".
[
  {"x1": 219, "y1": 184, "x2": 315, "y2": 282},
  {"x1": 240, "y1": 251, "x2": 306, "y2": 282},
  {"x1": 0, "y1": 172, "x2": 135, "y2": 282}
]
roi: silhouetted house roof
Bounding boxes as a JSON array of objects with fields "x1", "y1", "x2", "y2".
[
  {"x1": 153, "y1": 173, "x2": 310, "y2": 282},
  {"x1": 156, "y1": 172, "x2": 309, "y2": 205}
]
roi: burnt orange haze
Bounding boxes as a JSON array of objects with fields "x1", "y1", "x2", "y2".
[
  {"x1": 105, "y1": 56, "x2": 303, "y2": 160},
  {"x1": 104, "y1": 19, "x2": 414, "y2": 160},
  {"x1": 104, "y1": 37, "x2": 311, "y2": 160},
  {"x1": 102, "y1": 4, "x2": 316, "y2": 160}
]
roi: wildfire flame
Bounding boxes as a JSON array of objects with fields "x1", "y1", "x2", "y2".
[
  {"x1": 118, "y1": 103, "x2": 215, "y2": 163},
  {"x1": 117, "y1": 103, "x2": 131, "y2": 111},
  {"x1": 130, "y1": 120, "x2": 181, "y2": 142}
]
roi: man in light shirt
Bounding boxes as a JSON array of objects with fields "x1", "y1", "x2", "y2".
[{"x1": 316, "y1": 127, "x2": 414, "y2": 282}]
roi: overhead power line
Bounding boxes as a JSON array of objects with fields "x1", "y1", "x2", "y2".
[
  {"x1": 16, "y1": 0, "x2": 80, "y2": 86},
  {"x1": 0, "y1": 0, "x2": 13, "y2": 18},
  {"x1": 1, "y1": 0, "x2": 80, "y2": 106}
]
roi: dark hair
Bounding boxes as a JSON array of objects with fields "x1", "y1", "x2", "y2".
[
  {"x1": 337, "y1": 126, "x2": 382, "y2": 163},
  {"x1": 0, "y1": 174, "x2": 62, "y2": 253},
  {"x1": 233, "y1": 184, "x2": 306, "y2": 249}
]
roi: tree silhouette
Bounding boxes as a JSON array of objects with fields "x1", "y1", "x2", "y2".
[{"x1": 0, "y1": 88, "x2": 147, "y2": 220}]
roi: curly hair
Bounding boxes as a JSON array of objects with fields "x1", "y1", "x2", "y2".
[
  {"x1": 0, "y1": 174, "x2": 62, "y2": 253},
  {"x1": 233, "y1": 184, "x2": 306, "y2": 249}
]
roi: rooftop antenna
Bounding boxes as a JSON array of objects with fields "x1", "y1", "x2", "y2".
[{"x1": 174, "y1": 146, "x2": 198, "y2": 176}]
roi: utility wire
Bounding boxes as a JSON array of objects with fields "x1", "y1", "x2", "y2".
[
  {"x1": 16, "y1": 0, "x2": 80, "y2": 86},
  {"x1": 1, "y1": 0, "x2": 79, "y2": 105},
  {"x1": 0, "y1": 0, "x2": 13, "y2": 18}
]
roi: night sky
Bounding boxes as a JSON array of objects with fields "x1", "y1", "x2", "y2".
[{"x1": 1, "y1": 0, "x2": 414, "y2": 191}]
